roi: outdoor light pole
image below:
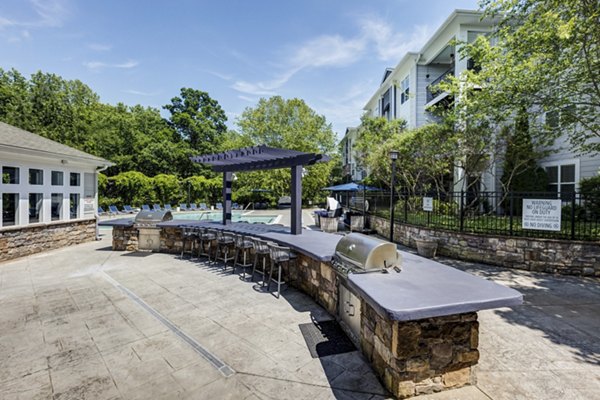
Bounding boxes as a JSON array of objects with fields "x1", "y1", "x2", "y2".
[{"x1": 389, "y1": 150, "x2": 399, "y2": 243}]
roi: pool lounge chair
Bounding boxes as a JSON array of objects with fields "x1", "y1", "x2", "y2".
[
  {"x1": 123, "y1": 205, "x2": 136, "y2": 214},
  {"x1": 199, "y1": 203, "x2": 207, "y2": 211},
  {"x1": 153, "y1": 204, "x2": 162, "y2": 211},
  {"x1": 190, "y1": 203, "x2": 198, "y2": 211},
  {"x1": 216, "y1": 202, "x2": 223, "y2": 210},
  {"x1": 142, "y1": 204, "x2": 151, "y2": 211},
  {"x1": 232, "y1": 202, "x2": 240, "y2": 210},
  {"x1": 98, "y1": 207, "x2": 107, "y2": 215},
  {"x1": 180, "y1": 203, "x2": 188, "y2": 211},
  {"x1": 108, "y1": 205, "x2": 122, "y2": 215},
  {"x1": 164, "y1": 204, "x2": 173, "y2": 212}
]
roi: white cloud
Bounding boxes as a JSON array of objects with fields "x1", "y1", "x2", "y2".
[
  {"x1": 88, "y1": 43, "x2": 112, "y2": 52},
  {"x1": 29, "y1": 0, "x2": 69, "y2": 28},
  {"x1": 360, "y1": 17, "x2": 432, "y2": 61},
  {"x1": 231, "y1": 16, "x2": 431, "y2": 97},
  {"x1": 238, "y1": 95, "x2": 259, "y2": 103},
  {"x1": 83, "y1": 59, "x2": 139, "y2": 71},
  {"x1": 123, "y1": 89, "x2": 158, "y2": 96},
  {"x1": 204, "y1": 69, "x2": 233, "y2": 81}
]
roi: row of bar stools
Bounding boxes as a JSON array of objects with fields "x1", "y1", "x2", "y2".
[
  {"x1": 180, "y1": 226, "x2": 198, "y2": 259},
  {"x1": 233, "y1": 234, "x2": 254, "y2": 279}
]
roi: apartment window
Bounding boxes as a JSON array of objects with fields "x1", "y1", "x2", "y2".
[
  {"x1": 51, "y1": 171, "x2": 64, "y2": 186},
  {"x1": 2, "y1": 166, "x2": 19, "y2": 184},
  {"x1": 51, "y1": 193, "x2": 63, "y2": 221},
  {"x1": 70, "y1": 172, "x2": 80, "y2": 186},
  {"x1": 29, "y1": 169, "x2": 43, "y2": 185},
  {"x1": 400, "y1": 76, "x2": 409, "y2": 104},
  {"x1": 29, "y1": 193, "x2": 43, "y2": 223},
  {"x1": 546, "y1": 164, "x2": 576, "y2": 195},
  {"x1": 2, "y1": 193, "x2": 18, "y2": 226},
  {"x1": 70, "y1": 193, "x2": 80, "y2": 219}
]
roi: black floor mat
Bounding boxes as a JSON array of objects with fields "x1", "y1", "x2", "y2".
[{"x1": 299, "y1": 320, "x2": 357, "y2": 358}]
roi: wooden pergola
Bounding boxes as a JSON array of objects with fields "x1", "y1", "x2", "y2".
[{"x1": 191, "y1": 145, "x2": 330, "y2": 234}]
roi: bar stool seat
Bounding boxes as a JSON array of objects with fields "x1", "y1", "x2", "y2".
[
  {"x1": 214, "y1": 230, "x2": 235, "y2": 269},
  {"x1": 251, "y1": 238, "x2": 271, "y2": 285},
  {"x1": 180, "y1": 226, "x2": 198, "y2": 259},
  {"x1": 267, "y1": 243, "x2": 297, "y2": 298},
  {"x1": 197, "y1": 227, "x2": 217, "y2": 260},
  {"x1": 233, "y1": 234, "x2": 254, "y2": 279}
]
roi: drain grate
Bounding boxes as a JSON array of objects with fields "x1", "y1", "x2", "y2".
[{"x1": 299, "y1": 320, "x2": 357, "y2": 358}]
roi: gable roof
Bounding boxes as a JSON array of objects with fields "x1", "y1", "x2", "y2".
[
  {"x1": 381, "y1": 68, "x2": 394, "y2": 85},
  {"x1": 0, "y1": 121, "x2": 113, "y2": 166}
]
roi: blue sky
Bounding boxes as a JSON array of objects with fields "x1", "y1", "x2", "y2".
[{"x1": 0, "y1": 0, "x2": 480, "y2": 138}]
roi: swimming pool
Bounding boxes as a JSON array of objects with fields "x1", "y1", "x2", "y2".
[{"x1": 173, "y1": 211, "x2": 277, "y2": 224}]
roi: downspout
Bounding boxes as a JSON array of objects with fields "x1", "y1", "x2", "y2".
[{"x1": 95, "y1": 164, "x2": 110, "y2": 240}]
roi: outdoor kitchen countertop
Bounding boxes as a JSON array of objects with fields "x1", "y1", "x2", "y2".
[
  {"x1": 98, "y1": 218, "x2": 134, "y2": 227},
  {"x1": 347, "y1": 250, "x2": 523, "y2": 321}
]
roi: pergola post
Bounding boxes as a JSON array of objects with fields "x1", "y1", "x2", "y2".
[
  {"x1": 222, "y1": 171, "x2": 232, "y2": 225},
  {"x1": 291, "y1": 165, "x2": 302, "y2": 235}
]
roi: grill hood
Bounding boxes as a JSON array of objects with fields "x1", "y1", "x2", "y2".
[
  {"x1": 134, "y1": 210, "x2": 173, "y2": 225},
  {"x1": 334, "y1": 233, "x2": 400, "y2": 272}
]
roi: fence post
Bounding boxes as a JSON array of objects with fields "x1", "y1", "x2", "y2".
[
  {"x1": 571, "y1": 192, "x2": 576, "y2": 240},
  {"x1": 509, "y1": 191, "x2": 514, "y2": 236},
  {"x1": 460, "y1": 190, "x2": 465, "y2": 232}
]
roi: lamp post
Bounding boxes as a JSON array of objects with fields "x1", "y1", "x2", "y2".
[{"x1": 389, "y1": 150, "x2": 399, "y2": 243}]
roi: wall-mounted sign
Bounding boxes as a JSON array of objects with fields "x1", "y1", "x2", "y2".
[
  {"x1": 522, "y1": 199, "x2": 561, "y2": 231},
  {"x1": 423, "y1": 197, "x2": 433, "y2": 212}
]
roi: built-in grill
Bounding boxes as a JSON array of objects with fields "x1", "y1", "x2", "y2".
[
  {"x1": 332, "y1": 233, "x2": 403, "y2": 345},
  {"x1": 134, "y1": 210, "x2": 173, "y2": 251}
]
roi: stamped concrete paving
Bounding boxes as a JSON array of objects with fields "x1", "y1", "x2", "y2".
[{"x1": 1, "y1": 234, "x2": 599, "y2": 400}]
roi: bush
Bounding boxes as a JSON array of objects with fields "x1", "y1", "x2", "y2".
[
  {"x1": 109, "y1": 171, "x2": 154, "y2": 207},
  {"x1": 152, "y1": 174, "x2": 181, "y2": 205},
  {"x1": 580, "y1": 175, "x2": 600, "y2": 218}
]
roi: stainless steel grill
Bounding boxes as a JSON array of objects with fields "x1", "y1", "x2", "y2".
[
  {"x1": 332, "y1": 233, "x2": 402, "y2": 346},
  {"x1": 134, "y1": 210, "x2": 172, "y2": 251}
]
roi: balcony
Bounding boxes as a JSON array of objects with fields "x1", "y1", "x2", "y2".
[{"x1": 426, "y1": 67, "x2": 454, "y2": 104}]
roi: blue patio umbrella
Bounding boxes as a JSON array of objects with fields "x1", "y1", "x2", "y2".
[{"x1": 321, "y1": 182, "x2": 380, "y2": 192}]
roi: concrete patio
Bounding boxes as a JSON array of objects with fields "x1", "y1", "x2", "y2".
[{"x1": 1, "y1": 231, "x2": 599, "y2": 399}]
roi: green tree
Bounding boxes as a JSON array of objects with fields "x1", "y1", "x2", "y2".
[
  {"x1": 466, "y1": 0, "x2": 600, "y2": 154},
  {"x1": 108, "y1": 171, "x2": 154, "y2": 207},
  {"x1": 163, "y1": 88, "x2": 228, "y2": 155},
  {"x1": 235, "y1": 96, "x2": 337, "y2": 204},
  {"x1": 152, "y1": 174, "x2": 182, "y2": 205}
]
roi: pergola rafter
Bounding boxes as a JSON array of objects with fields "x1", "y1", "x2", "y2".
[{"x1": 191, "y1": 145, "x2": 330, "y2": 234}]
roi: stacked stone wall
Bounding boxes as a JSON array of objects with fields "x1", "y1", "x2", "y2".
[
  {"x1": 112, "y1": 226, "x2": 139, "y2": 251},
  {"x1": 0, "y1": 219, "x2": 96, "y2": 262},
  {"x1": 369, "y1": 215, "x2": 600, "y2": 277},
  {"x1": 361, "y1": 302, "x2": 478, "y2": 398}
]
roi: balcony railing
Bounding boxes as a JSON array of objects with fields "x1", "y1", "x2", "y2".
[{"x1": 426, "y1": 67, "x2": 454, "y2": 103}]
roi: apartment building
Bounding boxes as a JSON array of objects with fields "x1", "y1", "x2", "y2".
[{"x1": 343, "y1": 9, "x2": 599, "y2": 192}]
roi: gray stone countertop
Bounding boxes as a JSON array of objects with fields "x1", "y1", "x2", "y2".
[
  {"x1": 348, "y1": 250, "x2": 523, "y2": 321},
  {"x1": 98, "y1": 218, "x2": 134, "y2": 227}
]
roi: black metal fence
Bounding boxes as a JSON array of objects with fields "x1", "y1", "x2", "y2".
[{"x1": 338, "y1": 190, "x2": 600, "y2": 241}]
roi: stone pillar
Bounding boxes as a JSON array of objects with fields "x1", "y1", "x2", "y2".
[{"x1": 361, "y1": 302, "x2": 478, "y2": 398}]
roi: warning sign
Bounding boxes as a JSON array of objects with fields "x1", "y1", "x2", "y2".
[
  {"x1": 423, "y1": 197, "x2": 433, "y2": 212},
  {"x1": 522, "y1": 199, "x2": 561, "y2": 231}
]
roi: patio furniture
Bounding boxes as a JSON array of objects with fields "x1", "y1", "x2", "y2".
[
  {"x1": 233, "y1": 234, "x2": 254, "y2": 279},
  {"x1": 232, "y1": 202, "x2": 240, "y2": 210},
  {"x1": 277, "y1": 196, "x2": 291, "y2": 209},
  {"x1": 180, "y1": 226, "x2": 198, "y2": 259},
  {"x1": 216, "y1": 202, "x2": 223, "y2": 210},
  {"x1": 197, "y1": 228, "x2": 217, "y2": 260},
  {"x1": 98, "y1": 206, "x2": 107, "y2": 215},
  {"x1": 153, "y1": 204, "x2": 162, "y2": 211},
  {"x1": 214, "y1": 230, "x2": 235, "y2": 268},
  {"x1": 251, "y1": 237, "x2": 271, "y2": 285},
  {"x1": 142, "y1": 204, "x2": 151, "y2": 211},
  {"x1": 108, "y1": 205, "x2": 121, "y2": 215},
  {"x1": 123, "y1": 205, "x2": 136, "y2": 214},
  {"x1": 164, "y1": 204, "x2": 173, "y2": 212},
  {"x1": 267, "y1": 243, "x2": 297, "y2": 298},
  {"x1": 180, "y1": 203, "x2": 188, "y2": 211},
  {"x1": 199, "y1": 203, "x2": 208, "y2": 211},
  {"x1": 190, "y1": 203, "x2": 198, "y2": 211}
]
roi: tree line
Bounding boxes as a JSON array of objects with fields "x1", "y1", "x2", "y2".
[{"x1": 0, "y1": 69, "x2": 340, "y2": 207}]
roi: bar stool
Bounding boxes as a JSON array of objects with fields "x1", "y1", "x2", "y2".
[
  {"x1": 214, "y1": 230, "x2": 236, "y2": 269},
  {"x1": 233, "y1": 234, "x2": 254, "y2": 279},
  {"x1": 180, "y1": 226, "x2": 198, "y2": 259},
  {"x1": 267, "y1": 243, "x2": 297, "y2": 298},
  {"x1": 251, "y1": 237, "x2": 271, "y2": 285},
  {"x1": 197, "y1": 227, "x2": 216, "y2": 261}
]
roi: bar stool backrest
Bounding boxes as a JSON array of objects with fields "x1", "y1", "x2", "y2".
[
  {"x1": 269, "y1": 243, "x2": 291, "y2": 262},
  {"x1": 251, "y1": 237, "x2": 270, "y2": 254}
]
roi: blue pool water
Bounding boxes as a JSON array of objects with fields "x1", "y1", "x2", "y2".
[{"x1": 173, "y1": 211, "x2": 277, "y2": 224}]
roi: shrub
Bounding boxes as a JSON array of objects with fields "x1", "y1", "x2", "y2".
[{"x1": 152, "y1": 174, "x2": 181, "y2": 206}]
